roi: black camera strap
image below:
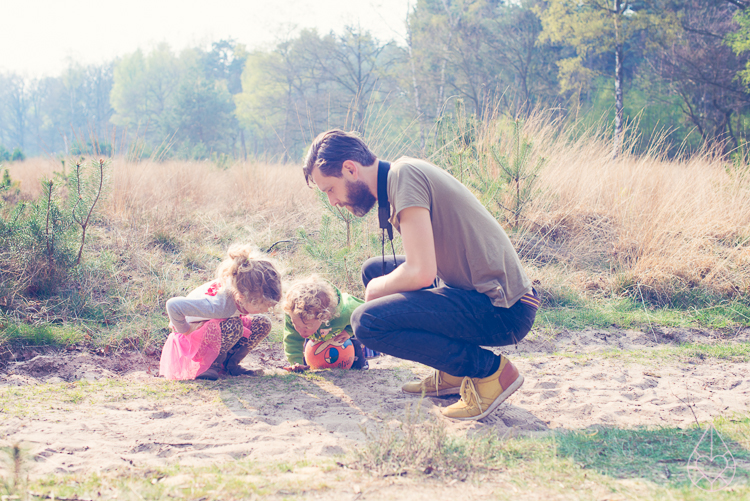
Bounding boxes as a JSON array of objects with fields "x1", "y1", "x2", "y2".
[{"x1": 377, "y1": 160, "x2": 397, "y2": 275}]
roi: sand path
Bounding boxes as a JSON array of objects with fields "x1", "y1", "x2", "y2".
[{"x1": 1, "y1": 327, "x2": 748, "y2": 478}]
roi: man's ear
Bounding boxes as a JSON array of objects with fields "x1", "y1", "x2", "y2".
[{"x1": 342, "y1": 160, "x2": 359, "y2": 181}]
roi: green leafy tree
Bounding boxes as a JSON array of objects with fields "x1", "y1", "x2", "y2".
[
  {"x1": 170, "y1": 77, "x2": 236, "y2": 157},
  {"x1": 406, "y1": 0, "x2": 562, "y2": 123},
  {"x1": 10, "y1": 148, "x2": 24, "y2": 162},
  {"x1": 727, "y1": 2, "x2": 750, "y2": 85},
  {"x1": 110, "y1": 44, "x2": 187, "y2": 145},
  {"x1": 234, "y1": 49, "x2": 299, "y2": 159},
  {"x1": 537, "y1": 0, "x2": 677, "y2": 156},
  {"x1": 640, "y1": 0, "x2": 749, "y2": 152},
  {"x1": 201, "y1": 39, "x2": 249, "y2": 158},
  {"x1": 201, "y1": 39, "x2": 248, "y2": 95}
]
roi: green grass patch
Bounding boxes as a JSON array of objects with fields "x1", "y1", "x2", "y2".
[
  {"x1": 537, "y1": 297, "x2": 750, "y2": 332},
  {"x1": 536, "y1": 342, "x2": 750, "y2": 366},
  {"x1": 350, "y1": 406, "x2": 750, "y2": 498},
  {"x1": 0, "y1": 311, "x2": 173, "y2": 354},
  {"x1": 675, "y1": 342, "x2": 750, "y2": 362},
  {"x1": 0, "y1": 320, "x2": 86, "y2": 347},
  {"x1": 15, "y1": 460, "x2": 324, "y2": 501},
  {"x1": 555, "y1": 418, "x2": 750, "y2": 490}
]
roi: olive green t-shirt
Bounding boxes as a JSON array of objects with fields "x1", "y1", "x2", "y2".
[{"x1": 387, "y1": 157, "x2": 531, "y2": 308}]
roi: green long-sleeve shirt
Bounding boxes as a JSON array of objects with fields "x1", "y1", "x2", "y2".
[{"x1": 283, "y1": 286, "x2": 364, "y2": 365}]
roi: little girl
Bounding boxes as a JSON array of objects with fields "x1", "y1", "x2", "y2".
[
  {"x1": 160, "y1": 244, "x2": 282, "y2": 381},
  {"x1": 282, "y1": 275, "x2": 375, "y2": 371}
]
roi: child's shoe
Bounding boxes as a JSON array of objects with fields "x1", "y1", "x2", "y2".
[
  {"x1": 196, "y1": 368, "x2": 220, "y2": 381},
  {"x1": 350, "y1": 338, "x2": 369, "y2": 370},
  {"x1": 441, "y1": 356, "x2": 524, "y2": 421},
  {"x1": 225, "y1": 342, "x2": 262, "y2": 376}
]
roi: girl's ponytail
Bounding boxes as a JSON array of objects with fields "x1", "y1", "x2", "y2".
[{"x1": 217, "y1": 244, "x2": 282, "y2": 306}]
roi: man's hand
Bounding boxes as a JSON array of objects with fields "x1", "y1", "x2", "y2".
[
  {"x1": 365, "y1": 206, "x2": 436, "y2": 301},
  {"x1": 283, "y1": 363, "x2": 310, "y2": 372},
  {"x1": 364, "y1": 276, "x2": 389, "y2": 302}
]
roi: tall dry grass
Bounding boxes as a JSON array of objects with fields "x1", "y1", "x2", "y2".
[
  {"x1": 5, "y1": 118, "x2": 749, "y2": 316},
  {"x1": 479, "y1": 114, "x2": 750, "y2": 305},
  {"x1": 7, "y1": 158, "x2": 320, "y2": 242},
  {"x1": 3, "y1": 158, "x2": 322, "y2": 333},
  {"x1": 105, "y1": 159, "x2": 320, "y2": 245}
]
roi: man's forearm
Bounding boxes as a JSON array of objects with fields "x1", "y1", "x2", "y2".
[{"x1": 365, "y1": 261, "x2": 435, "y2": 301}]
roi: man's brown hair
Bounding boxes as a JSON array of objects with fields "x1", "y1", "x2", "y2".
[{"x1": 303, "y1": 129, "x2": 377, "y2": 186}]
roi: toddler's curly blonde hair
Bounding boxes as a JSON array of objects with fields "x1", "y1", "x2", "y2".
[
  {"x1": 283, "y1": 275, "x2": 339, "y2": 323},
  {"x1": 216, "y1": 243, "x2": 282, "y2": 308}
]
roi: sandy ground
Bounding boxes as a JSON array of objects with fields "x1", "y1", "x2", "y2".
[{"x1": 0, "y1": 326, "x2": 748, "y2": 480}]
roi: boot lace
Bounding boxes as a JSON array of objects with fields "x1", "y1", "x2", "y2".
[
  {"x1": 458, "y1": 377, "x2": 484, "y2": 413},
  {"x1": 420, "y1": 369, "x2": 444, "y2": 395}
]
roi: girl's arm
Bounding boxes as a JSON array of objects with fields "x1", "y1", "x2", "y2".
[{"x1": 166, "y1": 294, "x2": 237, "y2": 333}]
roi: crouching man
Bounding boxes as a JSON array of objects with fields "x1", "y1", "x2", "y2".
[{"x1": 302, "y1": 129, "x2": 539, "y2": 420}]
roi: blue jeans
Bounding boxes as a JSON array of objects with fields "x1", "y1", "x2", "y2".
[{"x1": 351, "y1": 256, "x2": 537, "y2": 379}]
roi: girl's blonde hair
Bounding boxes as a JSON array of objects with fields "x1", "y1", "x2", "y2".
[
  {"x1": 216, "y1": 243, "x2": 282, "y2": 307},
  {"x1": 283, "y1": 275, "x2": 338, "y2": 322}
]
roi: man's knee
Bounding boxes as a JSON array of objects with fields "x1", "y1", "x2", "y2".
[
  {"x1": 351, "y1": 305, "x2": 367, "y2": 338},
  {"x1": 351, "y1": 303, "x2": 379, "y2": 345}
]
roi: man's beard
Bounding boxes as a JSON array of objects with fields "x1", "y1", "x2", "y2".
[{"x1": 343, "y1": 179, "x2": 377, "y2": 217}]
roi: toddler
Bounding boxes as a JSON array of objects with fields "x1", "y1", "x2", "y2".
[{"x1": 282, "y1": 275, "x2": 374, "y2": 371}]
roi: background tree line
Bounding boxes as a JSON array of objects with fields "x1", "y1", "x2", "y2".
[{"x1": 1, "y1": 0, "x2": 750, "y2": 162}]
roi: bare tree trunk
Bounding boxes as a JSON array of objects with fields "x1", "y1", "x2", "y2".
[
  {"x1": 612, "y1": 0, "x2": 624, "y2": 159},
  {"x1": 437, "y1": 0, "x2": 457, "y2": 118},
  {"x1": 436, "y1": 31, "x2": 452, "y2": 118},
  {"x1": 405, "y1": 15, "x2": 426, "y2": 151},
  {"x1": 613, "y1": 40, "x2": 623, "y2": 158}
]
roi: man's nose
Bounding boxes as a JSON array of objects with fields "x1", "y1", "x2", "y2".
[{"x1": 327, "y1": 192, "x2": 339, "y2": 206}]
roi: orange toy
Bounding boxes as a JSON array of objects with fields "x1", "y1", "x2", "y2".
[{"x1": 304, "y1": 338, "x2": 355, "y2": 370}]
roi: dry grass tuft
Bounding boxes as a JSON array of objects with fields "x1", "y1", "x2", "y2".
[
  {"x1": 482, "y1": 114, "x2": 750, "y2": 306},
  {"x1": 2, "y1": 158, "x2": 321, "y2": 332},
  {"x1": 4, "y1": 117, "x2": 749, "y2": 324}
]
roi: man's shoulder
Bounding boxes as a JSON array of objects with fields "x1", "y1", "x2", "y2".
[
  {"x1": 389, "y1": 157, "x2": 440, "y2": 187},
  {"x1": 392, "y1": 156, "x2": 437, "y2": 172},
  {"x1": 391, "y1": 156, "x2": 457, "y2": 183}
]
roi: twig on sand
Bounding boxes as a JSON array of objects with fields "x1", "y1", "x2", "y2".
[
  {"x1": 636, "y1": 284, "x2": 658, "y2": 344},
  {"x1": 29, "y1": 492, "x2": 92, "y2": 501},
  {"x1": 668, "y1": 380, "x2": 701, "y2": 426}
]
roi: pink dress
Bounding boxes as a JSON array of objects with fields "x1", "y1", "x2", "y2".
[{"x1": 159, "y1": 283, "x2": 254, "y2": 380}]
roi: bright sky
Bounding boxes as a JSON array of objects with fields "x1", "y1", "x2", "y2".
[{"x1": 1, "y1": 0, "x2": 412, "y2": 78}]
